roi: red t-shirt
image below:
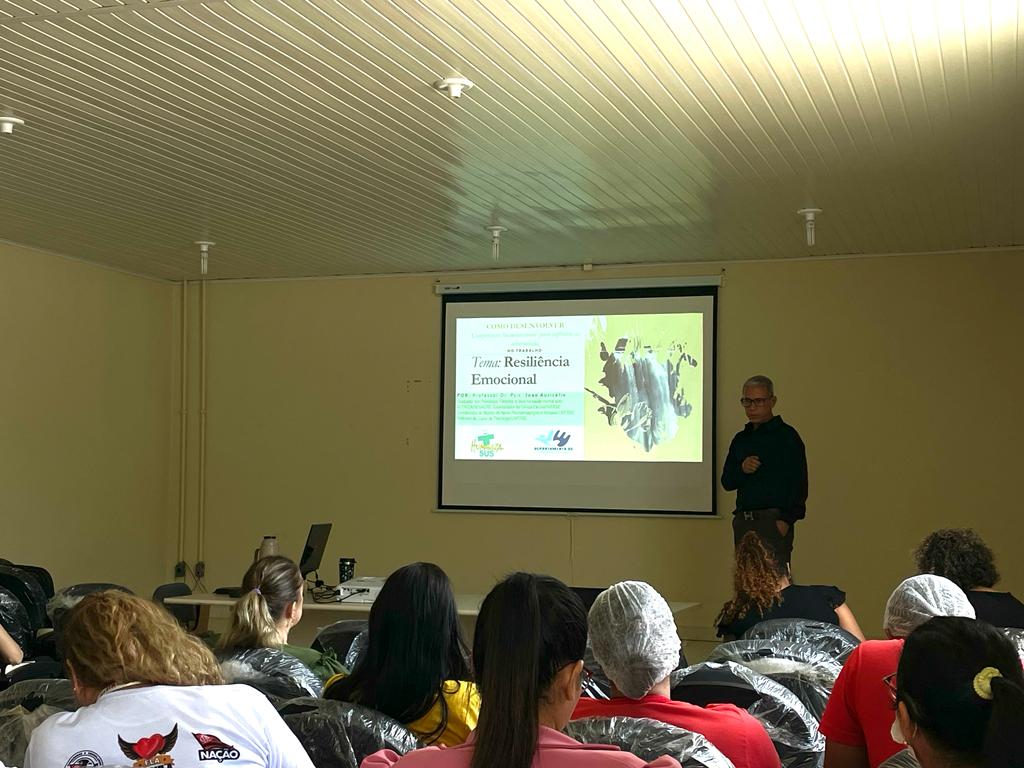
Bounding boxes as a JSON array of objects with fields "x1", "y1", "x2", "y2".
[
  {"x1": 572, "y1": 694, "x2": 780, "y2": 768},
  {"x1": 819, "y1": 639, "x2": 904, "y2": 768}
]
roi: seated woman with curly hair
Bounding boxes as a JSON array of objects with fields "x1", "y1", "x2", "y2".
[
  {"x1": 24, "y1": 590, "x2": 314, "y2": 768},
  {"x1": 914, "y1": 527, "x2": 1024, "y2": 628},
  {"x1": 716, "y1": 531, "x2": 864, "y2": 640}
]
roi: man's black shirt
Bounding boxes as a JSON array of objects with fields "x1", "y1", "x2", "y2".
[{"x1": 721, "y1": 415, "x2": 808, "y2": 523}]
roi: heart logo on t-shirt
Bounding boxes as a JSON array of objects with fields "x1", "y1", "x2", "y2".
[
  {"x1": 118, "y1": 724, "x2": 179, "y2": 762},
  {"x1": 133, "y1": 735, "x2": 165, "y2": 759}
]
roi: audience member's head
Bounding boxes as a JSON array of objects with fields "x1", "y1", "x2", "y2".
[
  {"x1": 883, "y1": 575, "x2": 975, "y2": 638},
  {"x1": 64, "y1": 590, "x2": 222, "y2": 705},
  {"x1": 588, "y1": 581, "x2": 681, "y2": 699},
  {"x1": 325, "y1": 562, "x2": 470, "y2": 743},
  {"x1": 895, "y1": 616, "x2": 1024, "y2": 768},
  {"x1": 715, "y1": 531, "x2": 785, "y2": 628},
  {"x1": 914, "y1": 528, "x2": 999, "y2": 591},
  {"x1": 218, "y1": 555, "x2": 303, "y2": 651},
  {"x1": 471, "y1": 572, "x2": 588, "y2": 768}
]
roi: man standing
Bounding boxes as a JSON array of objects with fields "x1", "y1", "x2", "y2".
[{"x1": 721, "y1": 375, "x2": 807, "y2": 568}]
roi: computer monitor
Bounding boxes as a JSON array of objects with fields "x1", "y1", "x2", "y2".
[{"x1": 298, "y1": 523, "x2": 332, "y2": 578}]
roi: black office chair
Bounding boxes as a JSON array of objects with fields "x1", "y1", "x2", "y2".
[{"x1": 153, "y1": 582, "x2": 199, "y2": 631}]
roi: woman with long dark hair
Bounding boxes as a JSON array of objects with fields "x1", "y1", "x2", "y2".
[
  {"x1": 716, "y1": 531, "x2": 864, "y2": 639},
  {"x1": 893, "y1": 616, "x2": 1024, "y2": 768},
  {"x1": 362, "y1": 572, "x2": 680, "y2": 768},
  {"x1": 324, "y1": 562, "x2": 477, "y2": 746}
]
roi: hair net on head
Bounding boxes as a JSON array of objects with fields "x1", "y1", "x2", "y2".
[
  {"x1": 883, "y1": 575, "x2": 975, "y2": 637},
  {"x1": 588, "y1": 581, "x2": 681, "y2": 699}
]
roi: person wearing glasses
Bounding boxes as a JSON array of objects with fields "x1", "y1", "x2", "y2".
[
  {"x1": 819, "y1": 575, "x2": 976, "y2": 768},
  {"x1": 889, "y1": 616, "x2": 1024, "y2": 768},
  {"x1": 721, "y1": 375, "x2": 807, "y2": 567}
]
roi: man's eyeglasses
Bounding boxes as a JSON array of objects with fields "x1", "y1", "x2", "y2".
[{"x1": 740, "y1": 397, "x2": 771, "y2": 407}]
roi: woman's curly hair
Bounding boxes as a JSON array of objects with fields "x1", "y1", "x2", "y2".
[
  {"x1": 914, "y1": 528, "x2": 999, "y2": 590},
  {"x1": 64, "y1": 590, "x2": 223, "y2": 691},
  {"x1": 716, "y1": 532, "x2": 784, "y2": 628}
]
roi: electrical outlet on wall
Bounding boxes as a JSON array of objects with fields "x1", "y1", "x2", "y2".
[
  {"x1": 174, "y1": 561, "x2": 186, "y2": 578},
  {"x1": 195, "y1": 561, "x2": 205, "y2": 578}
]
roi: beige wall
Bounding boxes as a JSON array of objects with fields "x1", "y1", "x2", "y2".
[
  {"x1": 3, "y1": 239, "x2": 1016, "y2": 636},
  {"x1": 0, "y1": 241, "x2": 176, "y2": 597},
  {"x1": 189, "y1": 249, "x2": 1024, "y2": 639}
]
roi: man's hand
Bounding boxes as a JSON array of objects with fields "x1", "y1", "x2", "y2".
[
  {"x1": 776, "y1": 520, "x2": 790, "y2": 536},
  {"x1": 741, "y1": 455, "x2": 761, "y2": 474}
]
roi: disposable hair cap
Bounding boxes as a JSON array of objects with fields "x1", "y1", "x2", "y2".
[
  {"x1": 883, "y1": 575, "x2": 975, "y2": 638},
  {"x1": 589, "y1": 581, "x2": 681, "y2": 699}
]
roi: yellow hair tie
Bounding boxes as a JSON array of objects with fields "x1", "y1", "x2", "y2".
[{"x1": 973, "y1": 667, "x2": 1003, "y2": 700}]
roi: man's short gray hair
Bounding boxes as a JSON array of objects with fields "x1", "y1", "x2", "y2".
[{"x1": 743, "y1": 375, "x2": 774, "y2": 395}]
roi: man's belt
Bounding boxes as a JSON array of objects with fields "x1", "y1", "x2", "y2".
[{"x1": 734, "y1": 507, "x2": 782, "y2": 521}]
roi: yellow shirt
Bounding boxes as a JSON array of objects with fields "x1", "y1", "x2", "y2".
[
  {"x1": 406, "y1": 680, "x2": 480, "y2": 746},
  {"x1": 322, "y1": 676, "x2": 480, "y2": 747}
]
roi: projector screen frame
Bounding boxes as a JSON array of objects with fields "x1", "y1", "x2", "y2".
[{"x1": 436, "y1": 284, "x2": 719, "y2": 518}]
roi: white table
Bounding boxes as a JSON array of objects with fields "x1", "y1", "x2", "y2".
[{"x1": 166, "y1": 592, "x2": 699, "y2": 644}]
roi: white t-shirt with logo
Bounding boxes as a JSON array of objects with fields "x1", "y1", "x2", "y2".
[{"x1": 24, "y1": 684, "x2": 315, "y2": 768}]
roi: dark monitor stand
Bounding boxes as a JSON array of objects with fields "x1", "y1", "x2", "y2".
[{"x1": 299, "y1": 523, "x2": 333, "y2": 579}]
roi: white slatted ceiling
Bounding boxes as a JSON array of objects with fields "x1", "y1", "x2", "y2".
[{"x1": 0, "y1": 0, "x2": 1020, "y2": 280}]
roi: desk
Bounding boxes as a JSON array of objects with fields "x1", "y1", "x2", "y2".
[{"x1": 166, "y1": 593, "x2": 700, "y2": 645}]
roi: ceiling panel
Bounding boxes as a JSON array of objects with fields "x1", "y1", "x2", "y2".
[{"x1": 0, "y1": 0, "x2": 1021, "y2": 280}]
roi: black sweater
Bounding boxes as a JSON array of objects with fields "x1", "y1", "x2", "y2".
[{"x1": 721, "y1": 415, "x2": 808, "y2": 523}]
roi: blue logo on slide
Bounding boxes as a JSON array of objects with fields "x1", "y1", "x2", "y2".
[{"x1": 535, "y1": 430, "x2": 571, "y2": 448}]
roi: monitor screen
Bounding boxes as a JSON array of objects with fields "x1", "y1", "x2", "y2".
[{"x1": 298, "y1": 523, "x2": 332, "y2": 577}]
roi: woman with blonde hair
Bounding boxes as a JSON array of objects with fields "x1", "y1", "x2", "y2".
[
  {"x1": 218, "y1": 555, "x2": 345, "y2": 682},
  {"x1": 24, "y1": 590, "x2": 314, "y2": 768},
  {"x1": 716, "y1": 532, "x2": 864, "y2": 640}
]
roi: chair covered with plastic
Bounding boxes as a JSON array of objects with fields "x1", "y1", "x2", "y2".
[
  {"x1": 274, "y1": 697, "x2": 419, "y2": 768},
  {"x1": 12, "y1": 565, "x2": 54, "y2": 602},
  {"x1": 1000, "y1": 627, "x2": 1024, "y2": 661},
  {"x1": 314, "y1": 620, "x2": 369, "y2": 660},
  {"x1": 566, "y1": 716, "x2": 734, "y2": 768},
  {"x1": 0, "y1": 679, "x2": 78, "y2": 767},
  {"x1": 878, "y1": 749, "x2": 920, "y2": 768},
  {"x1": 0, "y1": 565, "x2": 48, "y2": 636},
  {"x1": 48, "y1": 583, "x2": 134, "y2": 632},
  {"x1": 345, "y1": 630, "x2": 370, "y2": 670},
  {"x1": 706, "y1": 640, "x2": 843, "y2": 720},
  {"x1": 742, "y1": 619, "x2": 860, "y2": 663},
  {"x1": 152, "y1": 582, "x2": 199, "y2": 631},
  {"x1": 672, "y1": 662, "x2": 823, "y2": 768},
  {"x1": 219, "y1": 647, "x2": 323, "y2": 698},
  {"x1": 0, "y1": 588, "x2": 32, "y2": 658}
]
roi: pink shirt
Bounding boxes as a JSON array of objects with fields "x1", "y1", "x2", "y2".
[
  {"x1": 361, "y1": 726, "x2": 681, "y2": 768},
  {"x1": 573, "y1": 694, "x2": 779, "y2": 768}
]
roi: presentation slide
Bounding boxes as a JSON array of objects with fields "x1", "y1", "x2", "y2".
[
  {"x1": 453, "y1": 313, "x2": 703, "y2": 462},
  {"x1": 439, "y1": 287, "x2": 718, "y2": 516}
]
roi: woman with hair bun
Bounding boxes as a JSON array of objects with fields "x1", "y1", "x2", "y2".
[
  {"x1": 218, "y1": 555, "x2": 345, "y2": 682},
  {"x1": 24, "y1": 590, "x2": 313, "y2": 768},
  {"x1": 893, "y1": 616, "x2": 1024, "y2": 768},
  {"x1": 716, "y1": 532, "x2": 864, "y2": 640}
]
